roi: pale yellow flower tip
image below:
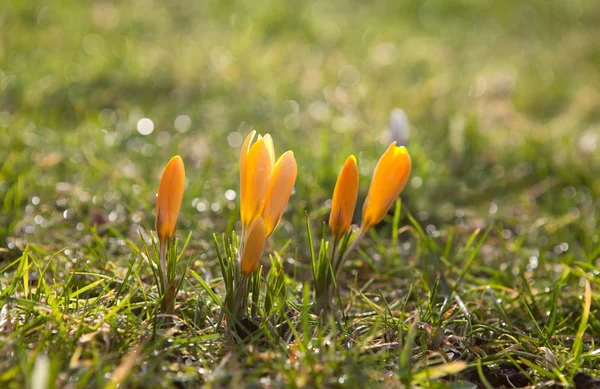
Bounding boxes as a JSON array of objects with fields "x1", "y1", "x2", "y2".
[
  {"x1": 329, "y1": 154, "x2": 359, "y2": 239},
  {"x1": 261, "y1": 151, "x2": 297, "y2": 237},
  {"x1": 240, "y1": 216, "x2": 266, "y2": 274},
  {"x1": 361, "y1": 142, "x2": 411, "y2": 230},
  {"x1": 156, "y1": 155, "x2": 186, "y2": 242}
]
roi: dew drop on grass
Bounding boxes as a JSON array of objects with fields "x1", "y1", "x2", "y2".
[
  {"x1": 227, "y1": 132, "x2": 242, "y2": 147},
  {"x1": 174, "y1": 115, "x2": 191, "y2": 133},
  {"x1": 224, "y1": 189, "x2": 236, "y2": 201},
  {"x1": 411, "y1": 176, "x2": 423, "y2": 188},
  {"x1": 426, "y1": 224, "x2": 436, "y2": 235},
  {"x1": 136, "y1": 118, "x2": 154, "y2": 135}
]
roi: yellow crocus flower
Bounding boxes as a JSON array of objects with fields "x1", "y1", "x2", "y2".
[
  {"x1": 361, "y1": 142, "x2": 411, "y2": 231},
  {"x1": 239, "y1": 130, "x2": 297, "y2": 237},
  {"x1": 329, "y1": 155, "x2": 359, "y2": 239},
  {"x1": 155, "y1": 155, "x2": 186, "y2": 243},
  {"x1": 239, "y1": 131, "x2": 273, "y2": 230}
]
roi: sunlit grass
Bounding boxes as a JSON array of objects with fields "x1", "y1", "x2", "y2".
[{"x1": 1, "y1": 0, "x2": 600, "y2": 387}]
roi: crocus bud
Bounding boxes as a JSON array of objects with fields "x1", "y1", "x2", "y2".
[
  {"x1": 155, "y1": 156, "x2": 185, "y2": 242},
  {"x1": 240, "y1": 216, "x2": 266, "y2": 274},
  {"x1": 261, "y1": 151, "x2": 297, "y2": 237},
  {"x1": 240, "y1": 131, "x2": 273, "y2": 230},
  {"x1": 329, "y1": 155, "x2": 359, "y2": 239},
  {"x1": 361, "y1": 142, "x2": 411, "y2": 230}
]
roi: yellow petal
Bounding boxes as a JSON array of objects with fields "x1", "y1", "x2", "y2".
[
  {"x1": 241, "y1": 138, "x2": 272, "y2": 229},
  {"x1": 155, "y1": 156, "x2": 186, "y2": 242},
  {"x1": 240, "y1": 216, "x2": 266, "y2": 274},
  {"x1": 262, "y1": 133, "x2": 275, "y2": 169},
  {"x1": 329, "y1": 155, "x2": 359, "y2": 239},
  {"x1": 239, "y1": 130, "x2": 256, "y2": 217},
  {"x1": 361, "y1": 143, "x2": 411, "y2": 230},
  {"x1": 261, "y1": 151, "x2": 297, "y2": 237}
]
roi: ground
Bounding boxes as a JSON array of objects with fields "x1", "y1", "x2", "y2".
[{"x1": 1, "y1": 0, "x2": 600, "y2": 387}]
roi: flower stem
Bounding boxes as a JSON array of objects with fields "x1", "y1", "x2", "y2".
[
  {"x1": 159, "y1": 240, "x2": 168, "y2": 296},
  {"x1": 334, "y1": 227, "x2": 367, "y2": 279}
]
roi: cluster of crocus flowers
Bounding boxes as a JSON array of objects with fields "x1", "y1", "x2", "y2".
[
  {"x1": 239, "y1": 131, "x2": 297, "y2": 275},
  {"x1": 330, "y1": 141, "x2": 411, "y2": 277},
  {"x1": 155, "y1": 156, "x2": 185, "y2": 298}
]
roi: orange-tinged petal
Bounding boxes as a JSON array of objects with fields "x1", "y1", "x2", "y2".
[
  {"x1": 155, "y1": 156, "x2": 186, "y2": 242},
  {"x1": 239, "y1": 130, "x2": 256, "y2": 216},
  {"x1": 361, "y1": 143, "x2": 411, "y2": 230},
  {"x1": 240, "y1": 216, "x2": 266, "y2": 274},
  {"x1": 241, "y1": 138, "x2": 272, "y2": 229},
  {"x1": 329, "y1": 155, "x2": 359, "y2": 239},
  {"x1": 261, "y1": 151, "x2": 297, "y2": 237}
]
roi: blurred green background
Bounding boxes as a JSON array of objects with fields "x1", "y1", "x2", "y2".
[
  {"x1": 2, "y1": 0, "x2": 600, "y2": 387},
  {"x1": 2, "y1": 0, "x2": 600, "y2": 252}
]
